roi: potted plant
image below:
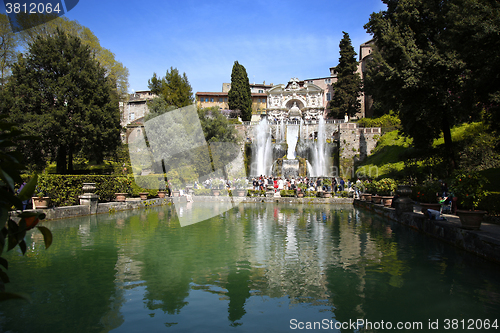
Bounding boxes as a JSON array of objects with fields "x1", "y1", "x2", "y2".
[
  {"x1": 376, "y1": 178, "x2": 397, "y2": 207},
  {"x1": 139, "y1": 192, "x2": 148, "y2": 200},
  {"x1": 322, "y1": 178, "x2": 333, "y2": 197},
  {"x1": 451, "y1": 171, "x2": 488, "y2": 230},
  {"x1": 211, "y1": 178, "x2": 223, "y2": 196},
  {"x1": 32, "y1": 186, "x2": 50, "y2": 209},
  {"x1": 413, "y1": 179, "x2": 442, "y2": 215},
  {"x1": 233, "y1": 179, "x2": 247, "y2": 197},
  {"x1": 296, "y1": 183, "x2": 307, "y2": 198},
  {"x1": 115, "y1": 177, "x2": 130, "y2": 202}
]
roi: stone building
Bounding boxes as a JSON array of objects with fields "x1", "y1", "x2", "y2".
[{"x1": 266, "y1": 78, "x2": 325, "y2": 123}]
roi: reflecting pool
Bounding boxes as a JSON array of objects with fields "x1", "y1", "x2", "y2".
[{"x1": 2, "y1": 203, "x2": 500, "y2": 332}]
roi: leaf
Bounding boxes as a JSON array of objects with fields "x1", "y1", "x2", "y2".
[
  {"x1": 0, "y1": 292, "x2": 31, "y2": 303},
  {"x1": 17, "y1": 174, "x2": 38, "y2": 202},
  {"x1": 0, "y1": 269, "x2": 9, "y2": 284},
  {"x1": 18, "y1": 240, "x2": 27, "y2": 255},
  {"x1": 37, "y1": 226, "x2": 52, "y2": 249},
  {"x1": 0, "y1": 257, "x2": 7, "y2": 270}
]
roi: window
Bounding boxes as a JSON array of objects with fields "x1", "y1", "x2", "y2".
[
  {"x1": 258, "y1": 89, "x2": 263, "y2": 93},
  {"x1": 210, "y1": 98, "x2": 214, "y2": 102},
  {"x1": 219, "y1": 98, "x2": 223, "y2": 102},
  {"x1": 224, "y1": 98, "x2": 227, "y2": 102},
  {"x1": 130, "y1": 112, "x2": 135, "y2": 120},
  {"x1": 326, "y1": 93, "x2": 331, "y2": 101},
  {"x1": 324, "y1": 79, "x2": 331, "y2": 84}
]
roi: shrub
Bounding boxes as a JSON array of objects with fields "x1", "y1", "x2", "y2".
[
  {"x1": 451, "y1": 171, "x2": 489, "y2": 210},
  {"x1": 194, "y1": 188, "x2": 211, "y2": 196},
  {"x1": 27, "y1": 174, "x2": 161, "y2": 207},
  {"x1": 280, "y1": 190, "x2": 296, "y2": 197},
  {"x1": 477, "y1": 192, "x2": 500, "y2": 215},
  {"x1": 372, "y1": 178, "x2": 397, "y2": 196},
  {"x1": 411, "y1": 179, "x2": 441, "y2": 203}
]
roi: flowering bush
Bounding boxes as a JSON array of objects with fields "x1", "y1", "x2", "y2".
[
  {"x1": 373, "y1": 178, "x2": 397, "y2": 196},
  {"x1": 412, "y1": 179, "x2": 441, "y2": 203},
  {"x1": 451, "y1": 171, "x2": 489, "y2": 210}
]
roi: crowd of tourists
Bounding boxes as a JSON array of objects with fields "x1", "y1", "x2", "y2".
[{"x1": 196, "y1": 175, "x2": 360, "y2": 195}]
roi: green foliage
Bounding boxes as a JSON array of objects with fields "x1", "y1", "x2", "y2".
[
  {"x1": 148, "y1": 67, "x2": 194, "y2": 108},
  {"x1": 228, "y1": 61, "x2": 252, "y2": 121},
  {"x1": 477, "y1": 192, "x2": 500, "y2": 216},
  {"x1": 280, "y1": 190, "x2": 296, "y2": 197},
  {"x1": 16, "y1": 16, "x2": 129, "y2": 98},
  {"x1": 356, "y1": 112, "x2": 401, "y2": 134},
  {"x1": 0, "y1": 119, "x2": 51, "y2": 301},
  {"x1": 451, "y1": 171, "x2": 489, "y2": 210},
  {"x1": 328, "y1": 31, "x2": 362, "y2": 118},
  {"x1": 305, "y1": 191, "x2": 317, "y2": 197},
  {"x1": 372, "y1": 178, "x2": 397, "y2": 196},
  {"x1": 364, "y1": 0, "x2": 480, "y2": 171},
  {"x1": 0, "y1": 14, "x2": 18, "y2": 89},
  {"x1": 145, "y1": 97, "x2": 177, "y2": 122},
  {"x1": 7, "y1": 29, "x2": 121, "y2": 173},
  {"x1": 29, "y1": 174, "x2": 162, "y2": 206},
  {"x1": 338, "y1": 191, "x2": 350, "y2": 198},
  {"x1": 194, "y1": 188, "x2": 211, "y2": 196},
  {"x1": 247, "y1": 190, "x2": 266, "y2": 197},
  {"x1": 410, "y1": 179, "x2": 441, "y2": 204}
]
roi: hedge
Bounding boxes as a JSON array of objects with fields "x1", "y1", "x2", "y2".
[{"x1": 22, "y1": 174, "x2": 162, "y2": 207}]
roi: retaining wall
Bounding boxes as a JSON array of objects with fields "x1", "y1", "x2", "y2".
[{"x1": 354, "y1": 199, "x2": 500, "y2": 265}]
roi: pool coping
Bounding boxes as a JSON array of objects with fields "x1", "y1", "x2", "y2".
[{"x1": 354, "y1": 199, "x2": 500, "y2": 265}]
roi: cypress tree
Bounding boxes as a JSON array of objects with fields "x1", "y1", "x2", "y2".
[
  {"x1": 328, "y1": 32, "x2": 362, "y2": 119},
  {"x1": 228, "y1": 61, "x2": 252, "y2": 121}
]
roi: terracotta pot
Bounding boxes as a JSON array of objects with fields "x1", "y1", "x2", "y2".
[
  {"x1": 382, "y1": 196, "x2": 393, "y2": 207},
  {"x1": 456, "y1": 210, "x2": 487, "y2": 230},
  {"x1": 114, "y1": 193, "x2": 128, "y2": 202},
  {"x1": 365, "y1": 194, "x2": 372, "y2": 202},
  {"x1": 32, "y1": 197, "x2": 50, "y2": 209},
  {"x1": 172, "y1": 190, "x2": 180, "y2": 197},
  {"x1": 323, "y1": 191, "x2": 332, "y2": 198},
  {"x1": 212, "y1": 190, "x2": 220, "y2": 196},
  {"x1": 372, "y1": 195, "x2": 382, "y2": 204},
  {"x1": 420, "y1": 203, "x2": 442, "y2": 216},
  {"x1": 157, "y1": 191, "x2": 167, "y2": 198},
  {"x1": 297, "y1": 192, "x2": 304, "y2": 198},
  {"x1": 139, "y1": 192, "x2": 148, "y2": 200}
]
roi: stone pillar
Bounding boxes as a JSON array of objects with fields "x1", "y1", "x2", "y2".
[{"x1": 79, "y1": 183, "x2": 99, "y2": 214}]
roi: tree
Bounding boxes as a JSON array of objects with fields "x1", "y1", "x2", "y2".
[
  {"x1": 364, "y1": 0, "x2": 475, "y2": 170},
  {"x1": 16, "y1": 15, "x2": 129, "y2": 99},
  {"x1": 328, "y1": 32, "x2": 362, "y2": 119},
  {"x1": 0, "y1": 14, "x2": 18, "y2": 90},
  {"x1": 7, "y1": 29, "x2": 121, "y2": 173},
  {"x1": 144, "y1": 97, "x2": 177, "y2": 122},
  {"x1": 147, "y1": 67, "x2": 194, "y2": 108},
  {"x1": 228, "y1": 61, "x2": 252, "y2": 121}
]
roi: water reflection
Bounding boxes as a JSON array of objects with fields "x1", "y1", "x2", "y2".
[{"x1": 1, "y1": 203, "x2": 499, "y2": 332}]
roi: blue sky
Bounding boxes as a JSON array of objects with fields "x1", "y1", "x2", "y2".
[{"x1": 3, "y1": 0, "x2": 387, "y2": 94}]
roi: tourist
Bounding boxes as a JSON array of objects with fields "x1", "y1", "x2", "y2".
[
  {"x1": 332, "y1": 177, "x2": 338, "y2": 194},
  {"x1": 273, "y1": 178, "x2": 278, "y2": 193},
  {"x1": 340, "y1": 178, "x2": 345, "y2": 191},
  {"x1": 278, "y1": 178, "x2": 284, "y2": 191}
]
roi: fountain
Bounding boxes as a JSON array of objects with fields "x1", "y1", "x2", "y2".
[
  {"x1": 309, "y1": 117, "x2": 329, "y2": 177},
  {"x1": 251, "y1": 118, "x2": 273, "y2": 176}
]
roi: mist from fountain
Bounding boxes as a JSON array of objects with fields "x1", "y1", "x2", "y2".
[{"x1": 251, "y1": 118, "x2": 273, "y2": 176}]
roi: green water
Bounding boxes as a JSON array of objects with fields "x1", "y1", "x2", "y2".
[{"x1": 1, "y1": 203, "x2": 499, "y2": 332}]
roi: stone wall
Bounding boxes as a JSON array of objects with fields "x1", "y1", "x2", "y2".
[{"x1": 337, "y1": 122, "x2": 380, "y2": 160}]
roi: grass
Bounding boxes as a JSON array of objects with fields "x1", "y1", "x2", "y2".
[{"x1": 356, "y1": 122, "x2": 499, "y2": 181}]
